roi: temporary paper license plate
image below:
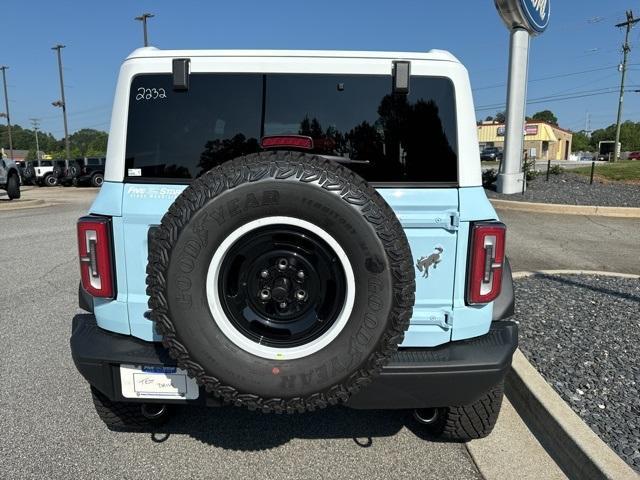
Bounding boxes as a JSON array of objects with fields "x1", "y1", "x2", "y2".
[{"x1": 120, "y1": 364, "x2": 199, "y2": 400}]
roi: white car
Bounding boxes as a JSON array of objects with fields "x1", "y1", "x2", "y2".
[{"x1": 0, "y1": 157, "x2": 20, "y2": 199}]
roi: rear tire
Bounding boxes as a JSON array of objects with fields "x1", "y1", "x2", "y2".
[
  {"x1": 90, "y1": 387, "x2": 170, "y2": 430},
  {"x1": 44, "y1": 174, "x2": 58, "y2": 187},
  {"x1": 6, "y1": 173, "x2": 20, "y2": 200},
  {"x1": 90, "y1": 173, "x2": 104, "y2": 187},
  {"x1": 420, "y1": 382, "x2": 504, "y2": 441}
]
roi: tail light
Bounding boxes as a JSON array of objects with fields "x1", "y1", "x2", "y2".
[
  {"x1": 466, "y1": 222, "x2": 506, "y2": 305},
  {"x1": 77, "y1": 216, "x2": 114, "y2": 298}
]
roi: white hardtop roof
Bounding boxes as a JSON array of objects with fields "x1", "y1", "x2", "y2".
[{"x1": 126, "y1": 47, "x2": 460, "y2": 63}]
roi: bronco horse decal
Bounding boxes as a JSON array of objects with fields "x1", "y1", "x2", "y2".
[{"x1": 416, "y1": 247, "x2": 443, "y2": 278}]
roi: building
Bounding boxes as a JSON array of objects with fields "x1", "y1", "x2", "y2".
[
  {"x1": 0, "y1": 148, "x2": 30, "y2": 162},
  {"x1": 477, "y1": 121, "x2": 573, "y2": 161}
]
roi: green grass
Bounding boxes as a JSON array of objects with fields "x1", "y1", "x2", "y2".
[{"x1": 572, "y1": 160, "x2": 640, "y2": 181}]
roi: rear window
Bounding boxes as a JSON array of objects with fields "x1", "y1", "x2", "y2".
[{"x1": 125, "y1": 73, "x2": 458, "y2": 184}]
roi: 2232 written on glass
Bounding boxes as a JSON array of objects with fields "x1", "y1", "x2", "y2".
[{"x1": 135, "y1": 87, "x2": 167, "y2": 101}]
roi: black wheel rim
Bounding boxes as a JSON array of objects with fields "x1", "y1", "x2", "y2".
[{"x1": 218, "y1": 225, "x2": 347, "y2": 349}]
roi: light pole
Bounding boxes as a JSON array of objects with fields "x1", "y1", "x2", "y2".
[
  {"x1": 135, "y1": 13, "x2": 155, "y2": 47},
  {"x1": 494, "y1": 0, "x2": 551, "y2": 194},
  {"x1": 0, "y1": 66, "x2": 13, "y2": 161},
  {"x1": 30, "y1": 118, "x2": 41, "y2": 160},
  {"x1": 52, "y1": 44, "x2": 71, "y2": 166}
]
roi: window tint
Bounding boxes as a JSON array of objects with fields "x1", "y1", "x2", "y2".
[
  {"x1": 86, "y1": 158, "x2": 103, "y2": 166},
  {"x1": 125, "y1": 73, "x2": 457, "y2": 183}
]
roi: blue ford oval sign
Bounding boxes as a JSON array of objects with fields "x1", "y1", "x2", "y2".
[{"x1": 495, "y1": 0, "x2": 550, "y2": 35}]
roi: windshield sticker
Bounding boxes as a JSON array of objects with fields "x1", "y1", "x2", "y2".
[
  {"x1": 127, "y1": 185, "x2": 183, "y2": 200},
  {"x1": 135, "y1": 87, "x2": 167, "y2": 101}
]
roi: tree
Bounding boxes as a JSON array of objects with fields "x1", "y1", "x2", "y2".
[
  {"x1": 571, "y1": 131, "x2": 591, "y2": 152},
  {"x1": 590, "y1": 121, "x2": 640, "y2": 151},
  {"x1": 68, "y1": 129, "x2": 108, "y2": 157},
  {"x1": 495, "y1": 111, "x2": 506, "y2": 123},
  {"x1": 531, "y1": 110, "x2": 558, "y2": 126}
]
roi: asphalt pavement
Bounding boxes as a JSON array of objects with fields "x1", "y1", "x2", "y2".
[
  {"x1": 498, "y1": 209, "x2": 640, "y2": 275},
  {"x1": 0, "y1": 195, "x2": 481, "y2": 480}
]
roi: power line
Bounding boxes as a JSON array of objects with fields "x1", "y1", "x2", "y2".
[
  {"x1": 473, "y1": 63, "x2": 640, "y2": 91},
  {"x1": 475, "y1": 86, "x2": 640, "y2": 112}
]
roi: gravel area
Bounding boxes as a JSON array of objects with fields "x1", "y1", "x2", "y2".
[
  {"x1": 515, "y1": 274, "x2": 640, "y2": 471},
  {"x1": 486, "y1": 172, "x2": 640, "y2": 207}
]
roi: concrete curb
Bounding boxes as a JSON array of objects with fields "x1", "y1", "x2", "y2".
[
  {"x1": 467, "y1": 397, "x2": 568, "y2": 480},
  {"x1": 513, "y1": 270, "x2": 640, "y2": 279},
  {"x1": 490, "y1": 199, "x2": 640, "y2": 218},
  {"x1": 507, "y1": 270, "x2": 639, "y2": 479},
  {"x1": 0, "y1": 199, "x2": 50, "y2": 211},
  {"x1": 507, "y1": 351, "x2": 638, "y2": 479}
]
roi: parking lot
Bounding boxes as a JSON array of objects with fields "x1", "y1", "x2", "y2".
[{"x1": 0, "y1": 189, "x2": 483, "y2": 480}]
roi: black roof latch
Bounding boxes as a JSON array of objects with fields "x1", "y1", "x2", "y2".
[{"x1": 172, "y1": 58, "x2": 190, "y2": 91}]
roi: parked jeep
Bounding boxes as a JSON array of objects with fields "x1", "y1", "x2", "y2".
[
  {"x1": 33, "y1": 160, "x2": 57, "y2": 187},
  {"x1": 0, "y1": 157, "x2": 20, "y2": 199},
  {"x1": 71, "y1": 48, "x2": 517, "y2": 438},
  {"x1": 66, "y1": 157, "x2": 105, "y2": 187}
]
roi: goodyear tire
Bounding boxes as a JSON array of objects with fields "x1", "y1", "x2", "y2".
[{"x1": 147, "y1": 151, "x2": 415, "y2": 413}]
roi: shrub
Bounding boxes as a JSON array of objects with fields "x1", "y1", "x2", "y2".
[{"x1": 549, "y1": 165, "x2": 564, "y2": 175}]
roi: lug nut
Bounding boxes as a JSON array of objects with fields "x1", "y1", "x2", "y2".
[
  {"x1": 259, "y1": 289, "x2": 271, "y2": 301},
  {"x1": 277, "y1": 258, "x2": 288, "y2": 270},
  {"x1": 297, "y1": 270, "x2": 305, "y2": 280},
  {"x1": 295, "y1": 290, "x2": 307, "y2": 301},
  {"x1": 260, "y1": 269, "x2": 269, "y2": 279}
]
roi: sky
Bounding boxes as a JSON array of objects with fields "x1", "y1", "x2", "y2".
[{"x1": 2, "y1": 0, "x2": 640, "y2": 138}]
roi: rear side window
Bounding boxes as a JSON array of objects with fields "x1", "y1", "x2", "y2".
[{"x1": 125, "y1": 73, "x2": 457, "y2": 184}]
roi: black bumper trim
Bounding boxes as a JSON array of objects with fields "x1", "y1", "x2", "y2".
[{"x1": 70, "y1": 314, "x2": 517, "y2": 408}]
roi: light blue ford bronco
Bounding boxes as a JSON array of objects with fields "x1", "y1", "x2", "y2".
[{"x1": 71, "y1": 48, "x2": 517, "y2": 439}]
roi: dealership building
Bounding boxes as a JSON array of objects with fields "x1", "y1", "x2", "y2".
[{"x1": 477, "y1": 121, "x2": 573, "y2": 161}]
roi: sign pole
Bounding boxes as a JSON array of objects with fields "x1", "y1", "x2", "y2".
[
  {"x1": 494, "y1": 0, "x2": 550, "y2": 194},
  {"x1": 497, "y1": 27, "x2": 530, "y2": 194}
]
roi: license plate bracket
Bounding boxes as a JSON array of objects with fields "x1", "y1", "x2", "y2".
[{"x1": 120, "y1": 364, "x2": 199, "y2": 400}]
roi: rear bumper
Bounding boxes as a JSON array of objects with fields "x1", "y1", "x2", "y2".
[{"x1": 70, "y1": 314, "x2": 517, "y2": 409}]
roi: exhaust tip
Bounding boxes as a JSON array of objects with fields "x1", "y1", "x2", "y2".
[
  {"x1": 413, "y1": 408, "x2": 439, "y2": 425},
  {"x1": 141, "y1": 403, "x2": 167, "y2": 420}
]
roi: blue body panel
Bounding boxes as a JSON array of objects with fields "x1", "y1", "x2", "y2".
[{"x1": 88, "y1": 183, "x2": 498, "y2": 346}]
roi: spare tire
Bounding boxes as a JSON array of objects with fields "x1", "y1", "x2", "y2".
[{"x1": 146, "y1": 151, "x2": 415, "y2": 413}]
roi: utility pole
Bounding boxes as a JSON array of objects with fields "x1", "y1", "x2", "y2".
[
  {"x1": 0, "y1": 66, "x2": 13, "y2": 161},
  {"x1": 585, "y1": 111, "x2": 591, "y2": 137},
  {"x1": 52, "y1": 44, "x2": 71, "y2": 167},
  {"x1": 134, "y1": 13, "x2": 154, "y2": 47},
  {"x1": 30, "y1": 118, "x2": 41, "y2": 160},
  {"x1": 614, "y1": 11, "x2": 639, "y2": 161}
]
